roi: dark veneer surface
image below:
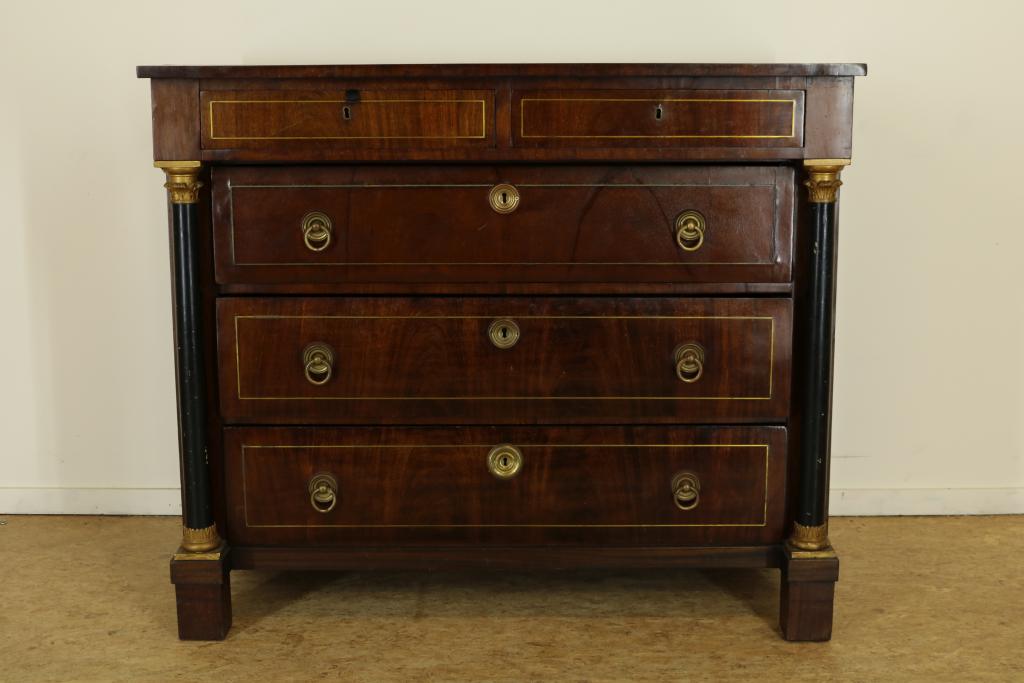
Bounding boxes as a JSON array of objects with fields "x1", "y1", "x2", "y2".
[
  {"x1": 138, "y1": 63, "x2": 867, "y2": 79},
  {"x1": 213, "y1": 165, "x2": 794, "y2": 286},
  {"x1": 216, "y1": 296, "x2": 792, "y2": 424},
  {"x1": 142, "y1": 62, "x2": 861, "y2": 642}
]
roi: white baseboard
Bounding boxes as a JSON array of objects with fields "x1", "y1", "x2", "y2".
[
  {"x1": 0, "y1": 487, "x2": 182, "y2": 515},
  {"x1": 0, "y1": 486, "x2": 1021, "y2": 516},
  {"x1": 829, "y1": 487, "x2": 1024, "y2": 516}
]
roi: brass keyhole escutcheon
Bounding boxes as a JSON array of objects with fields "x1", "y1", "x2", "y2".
[
  {"x1": 671, "y1": 472, "x2": 701, "y2": 511},
  {"x1": 487, "y1": 444, "x2": 523, "y2": 479},
  {"x1": 308, "y1": 473, "x2": 338, "y2": 513},
  {"x1": 302, "y1": 342, "x2": 335, "y2": 385},
  {"x1": 674, "y1": 342, "x2": 705, "y2": 383},
  {"x1": 488, "y1": 318, "x2": 520, "y2": 349},
  {"x1": 301, "y1": 211, "x2": 333, "y2": 252},
  {"x1": 674, "y1": 210, "x2": 706, "y2": 252},
  {"x1": 488, "y1": 183, "x2": 520, "y2": 214}
]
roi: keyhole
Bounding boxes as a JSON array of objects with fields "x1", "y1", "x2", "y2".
[
  {"x1": 500, "y1": 455, "x2": 510, "y2": 468},
  {"x1": 500, "y1": 191, "x2": 508, "y2": 205},
  {"x1": 488, "y1": 318, "x2": 519, "y2": 349},
  {"x1": 342, "y1": 106, "x2": 352, "y2": 120},
  {"x1": 655, "y1": 104, "x2": 663, "y2": 120}
]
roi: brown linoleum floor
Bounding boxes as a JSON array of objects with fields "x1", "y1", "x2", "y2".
[{"x1": 0, "y1": 516, "x2": 1020, "y2": 682}]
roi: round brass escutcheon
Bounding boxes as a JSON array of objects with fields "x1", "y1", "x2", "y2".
[
  {"x1": 488, "y1": 184, "x2": 520, "y2": 214},
  {"x1": 674, "y1": 342, "x2": 705, "y2": 383},
  {"x1": 671, "y1": 471, "x2": 701, "y2": 511},
  {"x1": 308, "y1": 473, "x2": 338, "y2": 513},
  {"x1": 488, "y1": 318, "x2": 520, "y2": 349},
  {"x1": 301, "y1": 211, "x2": 333, "y2": 251},
  {"x1": 302, "y1": 342, "x2": 335, "y2": 386},
  {"x1": 487, "y1": 444, "x2": 524, "y2": 479},
  {"x1": 674, "y1": 210, "x2": 706, "y2": 252}
]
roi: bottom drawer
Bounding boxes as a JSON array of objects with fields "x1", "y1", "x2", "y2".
[{"x1": 224, "y1": 426, "x2": 787, "y2": 546}]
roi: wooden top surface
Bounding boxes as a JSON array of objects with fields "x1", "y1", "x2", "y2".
[{"x1": 137, "y1": 63, "x2": 867, "y2": 80}]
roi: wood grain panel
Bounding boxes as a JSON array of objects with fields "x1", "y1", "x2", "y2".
[
  {"x1": 200, "y1": 89, "x2": 494, "y2": 150},
  {"x1": 514, "y1": 89, "x2": 804, "y2": 148},
  {"x1": 212, "y1": 165, "x2": 793, "y2": 286},
  {"x1": 229, "y1": 545, "x2": 782, "y2": 571},
  {"x1": 138, "y1": 63, "x2": 866, "y2": 79},
  {"x1": 224, "y1": 425, "x2": 787, "y2": 546},
  {"x1": 150, "y1": 79, "x2": 199, "y2": 160},
  {"x1": 216, "y1": 297, "x2": 792, "y2": 424}
]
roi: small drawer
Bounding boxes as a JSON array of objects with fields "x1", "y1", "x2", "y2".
[
  {"x1": 200, "y1": 89, "x2": 494, "y2": 149},
  {"x1": 212, "y1": 165, "x2": 794, "y2": 286},
  {"x1": 223, "y1": 425, "x2": 787, "y2": 546},
  {"x1": 514, "y1": 89, "x2": 804, "y2": 148},
  {"x1": 216, "y1": 296, "x2": 792, "y2": 424}
]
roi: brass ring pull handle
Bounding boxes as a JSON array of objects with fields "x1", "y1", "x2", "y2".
[
  {"x1": 488, "y1": 184, "x2": 520, "y2": 214},
  {"x1": 302, "y1": 343, "x2": 335, "y2": 386},
  {"x1": 671, "y1": 472, "x2": 701, "y2": 511},
  {"x1": 674, "y1": 343, "x2": 705, "y2": 383},
  {"x1": 674, "y1": 210, "x2": 706, "y2": 252},
  {"x1": 487, "y1": 444, "x2": 524, "y2": 479},
  {"x1": 488, "y1": 318, "x2": 520, "y2": 349},
  {"x1": 301, "y1": 211, "x2": 333, "y2": 252},
  {"x1": 308, "y1": 473, "x2": 338, "y2": 513}
]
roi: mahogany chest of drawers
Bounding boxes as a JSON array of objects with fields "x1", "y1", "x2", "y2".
[{"x1": 138, "y1": 63, "x2": 864, "y2": 641}]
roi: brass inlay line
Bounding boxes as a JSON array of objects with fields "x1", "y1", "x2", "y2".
[
  {"x1": 228, "y1": 179, "x2": 236, "y2": 264},
  {"x1": 208, "y1": 98, "x2": 488, "y2": 140},
  {"x1": 238, "y1": 261, "x2": 771, "y2": 266},
  {"x1": 231, "y1": 315, "x2": 776, "y2": 401},
  {"x1": 242, "y1": 443, "x2": 768, "y2": 448},
  {"x1": 240, "y1": 444, "x2": 771, "y2": 528},
  {"x1": 519, "y1": 97, "x2": 798, "y2": 139},
  {"x1": 233, "y1": 183, "x2": 776, "y2": 188},
  {"x1": 239, "y1": 396, "x2": 772, "y2": 401},
  {"x1": 225, "y1": 182, "x2": 780, "y2": 268}
]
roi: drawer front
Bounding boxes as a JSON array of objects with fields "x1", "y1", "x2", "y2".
[
  {"x1": 514, "y1": 89, "x2": 805, "y2": 148},
  {"x1": 200, "y1": 89, "x2": 494, "y2": 149},
  {"x1": 217, "y1": 297, "x2": 791, "y2": 424},
  {"x1": 212, "y1": 165, "x2": 793, "y2": 285},
  {"x1": 224, "y1": 425, "x2": 787, "y2": 546}
]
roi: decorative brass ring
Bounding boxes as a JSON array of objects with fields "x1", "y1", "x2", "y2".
[
  {"x1": 671, "y1": 472, "x2": 701, "y2": 511},
  {"x1": 308, "y1": 473, "x2": 338, "y2": 513},
  {"x1": 302, "y1": 342, "x2": 335, "y2": 386},
  {"x1": 674, "y1": 210, "x2": 706, "y2": 252},
  {"x1": 488, "y1": 184, "x2": 520, "y2": 214},
  {"x1": 488, "y1": 318, "x2": 520, "y2": 349},
  {"x1": 487, "y1": 444, "x2": 524, "y2": 479},
  {"x1": 301, "y1": 211, "x2": 333, "y2": 252},
  {"x1": 674, "y1": 342, "x2": 705, "y2": 383}
]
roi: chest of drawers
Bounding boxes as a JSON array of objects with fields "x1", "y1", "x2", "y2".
[{"x1": 139, "y1": 62, "x2": 864, "y2": 641}]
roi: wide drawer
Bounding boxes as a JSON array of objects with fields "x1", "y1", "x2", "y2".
[
  {"x1": 216, "y1": 297, "x2": 792, "y2": 424},
  {"x1": 223, "y1": 425, "x2": 787, "y2": 546},
  {"x1": 200, "y1": 88, "x2": 494, "y2": 149},
  {"x1": 513, "y1": 89, "x2": 805, "y2": 148},
  {"x1": 212, "y1": 165, "x2": 793, "y2": 286}
]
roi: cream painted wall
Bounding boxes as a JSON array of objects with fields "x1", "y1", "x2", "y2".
[{"x1": 1, "y1": 0, "x2": 1021, "y2": 515}]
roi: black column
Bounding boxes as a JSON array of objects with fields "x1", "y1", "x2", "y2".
[
  {"x1": 158, "y1": 161, "x2": 219, "y2": 553},
  {"x1": 170, "y1": 199, "x2": 212, "y2": 531},
  {"x1": 797, "y1": 200, "x2": 839, "y2": 528}
]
